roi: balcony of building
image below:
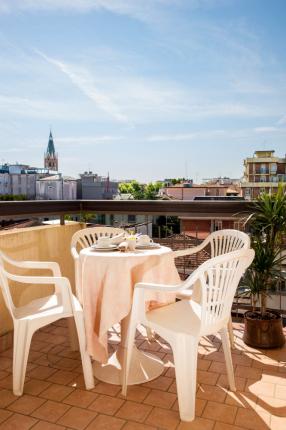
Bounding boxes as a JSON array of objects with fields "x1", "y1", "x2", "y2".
[{"x1": 0, "y1": 200, "x2": 285, "y2": 430}]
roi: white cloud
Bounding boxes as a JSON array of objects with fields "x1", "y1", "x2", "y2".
[
  {"x1": 35, "y1": 50, "x2": 129, "y2": 123},
  {"x1": 254, "y1": 127, "x2": 279, "y2": 133}
]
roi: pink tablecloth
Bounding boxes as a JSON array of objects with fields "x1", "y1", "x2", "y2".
[{"x1": 80, "y1": 246, "x2": 181, "y2": 363}]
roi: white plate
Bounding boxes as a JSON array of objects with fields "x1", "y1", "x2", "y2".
[
  {"x1": 91, "y1": 244, "x2": 118, "y2": 252},
  {"x1": 135, "y1": 243, "x2": 160, "y2": 250}
]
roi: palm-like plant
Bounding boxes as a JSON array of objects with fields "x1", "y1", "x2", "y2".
[{"x1": 245, "y1": 185, "x2": 286, "y2": 317}]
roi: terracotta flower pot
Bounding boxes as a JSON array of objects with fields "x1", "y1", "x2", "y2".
[{"x1": 243, "y1": 310, "x2": 285, "y2": 348}]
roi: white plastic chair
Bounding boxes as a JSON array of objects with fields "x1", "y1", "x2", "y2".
[
  {"x1": 71, "y1": 226, "x2": 125, "y2": 303},
  {"x1": 122, "y1": 248, "x2": 254, "y2": 422},
  {"x1": 174, "y1": 229, "x2": 250, "y2": 347},
  {"x1": 0, "y1": 250, "x2": 94, "y2": 396}
]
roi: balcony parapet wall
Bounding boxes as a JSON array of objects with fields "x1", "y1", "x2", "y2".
[{"x1": 0, "y1": 223, "x2": 82, "y2": 337}]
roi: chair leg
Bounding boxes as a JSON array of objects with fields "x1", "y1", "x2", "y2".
[
  {"x1": 228, "y1": 317, "x2": 235, "y2": 349},
  {"x1": 172, "y1": 335, "x2": 198, "y2": 422},
  {"x1": 73, "y1": 313, "x2": 94, "y2": 390},
  {"x1": 68, "y1": 317, "x2": 79, "y2": 351},
  {"x1": 121, "y1": 317, "x2": 137, "y2": 396},
  {"x1": 13, "y1": 322, "x2": 32, "y2": 396},
  {"x1": 146, "y1": 327, "x2": 154, "y2": 342},
  {"x1": 220, "y1": 326, "x2": 236, "y2": 392}
]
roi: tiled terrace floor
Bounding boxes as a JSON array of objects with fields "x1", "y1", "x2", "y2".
[{"x1": 0, "y1": 321, "x2": 285, "y2": 430}]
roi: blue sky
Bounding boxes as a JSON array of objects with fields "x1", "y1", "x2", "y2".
[{"x1": 0, "y1": 0, "x2": 286, "y2": 182}]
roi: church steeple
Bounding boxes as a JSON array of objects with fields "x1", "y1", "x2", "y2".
[{"x1": 44, "y1": 130, "x2": 58, "y2": 171}]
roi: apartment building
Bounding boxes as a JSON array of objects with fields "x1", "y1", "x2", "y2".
[{"x1": 241, "y1": 150, "x2": 286, "y2": 199}]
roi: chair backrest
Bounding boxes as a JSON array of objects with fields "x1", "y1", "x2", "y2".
[
  {"x1": 181, "y1": 248, "x2": 254, "y2": 335},
  {"x1": 207, "y1": 229, "x2": 250, "y2": 258},
  {"x1": 71, "y1": 226, "x2": 125, "y2": 257},
  {"x1": 0, "y1": 251, "x2": 17, "y2": 319}
]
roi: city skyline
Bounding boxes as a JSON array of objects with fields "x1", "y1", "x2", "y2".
[{"x1": 0, "y1": 0, "x2": 286, "y2": 182}]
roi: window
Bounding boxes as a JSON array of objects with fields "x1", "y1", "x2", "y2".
[
  {"x1": 128, "y1": 214, "x2": 136, "y2": 223},
  {"x1": 214, "y1": 220, "x2": 222, "y2": 231},
  {"x1": 260, "y1": 164, "x2": 267, "y2": 174},
  {"x1": 270, "y1": 163, "x2": 277, "y2": 174},
  {"x1": 260, "y1": 176, "x2": 266, "y2": 182}
]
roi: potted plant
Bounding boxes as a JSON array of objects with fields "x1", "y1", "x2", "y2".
[{"x1": 242, "y1": 186, "x2": 286, "y2": 348}]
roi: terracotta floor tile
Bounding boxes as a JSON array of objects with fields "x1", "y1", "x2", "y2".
[
  {"x1": 0, "y1": 408, "x2": 12, "y2": 424},
  {"x1": 275, "y1": 384, "x2": 286, "y2": 400},
  {"x1": 172, "y1": 398, "x2": 206, "y2": 417},
  {"x1": 40, "y1": 383, "x2": 74, "y2": 401},
  {"x1": 54, "y1": 358, "x2": 80, "y2": 371},
  {"x1": 213, "y1": 423, "x2": 245, "y2": 430},
  {"x1": 177, "y1": 416, "x2": 215, "y2": 430},
  {"x1": 47, "y1": 370, "x2": 78, "y2": 385},
  {"x1": 145, "y1": 407, "x2": 180, "y2": 430},
  {"x1": 0, "y1": 374, "x2": 13, "y2": 390},
  {"x1": 32, "y1": 399, "x2": 71, "y2": 423},
  {"x1": 202, "y1": 401, "x2": 237, "y2": 424},
  {"x1": 208, "y1": 361, "x2": 227, "y2": 374},
  {"x1": 23, "y1": 379, "x2": 51, "y2": 396},
  {"x1": 197, "y1": 358, "x2": 211, "y2": 371},
  {"x1": 93, "y1": 382, "x2": 121, "y2": 396},
  {"x1": 235, "y1": 365, "x2": 262, "y2": 380},
  {"x1": 217, "y1": 374, "x2": 246, "y2": 392},
  {"x1": 116, "y1": 400, "x2": 152, "y2": 423},
  {"x1": 197, "y1": 370, "x2": 219, "y2": 385},
  {"x1": 122, "y1": 422, "x2": 157, "y2": 430},
  {"x1": 0, "y1": 389, "x2": 17, "y2": 408},
  {"x1": 86, "y1": 414, "x2": 125, "y2": 430},
  {"x1": 144, "y1": 389, "x2": 177, "y2": 409},
  {"x1": 32, "y1": 421, "x2": 66, "y2": 430},
  {"x1": 0, "y1": 357, "x2": 12, "y2": 371},
  {"x1": 118, "y1": 385, "x2": 150, "y2": 402},
  {"x1": 168, "y1": 380, "x2": 177, "y2": 394},
  {"x1": 89, "y1": 394, "x2": 124, "y2": 415},
  {"x1": 224, "y1": 391, "x2": 257, "y2": 409},
  {"x1": 270, "y1": 415, "x2": 286, "y2": 430},
  {"x1": 63, "y1": 388, "x2": 98, "y2": 408},
  {"x1": 28, "y1": 365, "x2": 57, "y2": 381},
  {"x1": 57, "y1": 406, "x2": 97, "y2": 430},
  {"x1": 8, "y1": 394, "x2": 46, "y2": 415},
  {"x1": 144, "y1": 375, "x2": 173, "y2": 391},
  {"x1": 256, "y1": 394, "x2": 286, "y2": 416},
  {"x1": 197, "y1": 384, "x2": 227, "y2": 403},
  {"x1": 0, "y1": 412, "x2": 38, "y2": 430},
  {"x1": 245, "y1": 379, "x2": 275, "y2": 397},
  {"x1": 235, "y1": 408, "x2": 270, "y2": 430}
]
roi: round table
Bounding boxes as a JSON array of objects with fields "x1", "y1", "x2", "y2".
[{"x1": 79, "y1": 245, "x2": 180, "y2": 385}]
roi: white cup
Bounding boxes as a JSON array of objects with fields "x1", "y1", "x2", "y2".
[
  {"x1": 126, "y1": 236, "x2": 136, "y2": 251},
  {"x1": 137, "y1": 235, "x2": 153, "y2": 245},
  {"x1": 97, "y1": 237, "x2": 111, "y2": 248}
]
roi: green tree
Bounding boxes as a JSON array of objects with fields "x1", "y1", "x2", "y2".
[{"x1": 118, "y1": 181, "x2": 162, "y2": 200}]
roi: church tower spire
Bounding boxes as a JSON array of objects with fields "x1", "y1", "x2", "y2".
[{"x1": 44, "y1": 130, "x2": 58, "y2": 171}]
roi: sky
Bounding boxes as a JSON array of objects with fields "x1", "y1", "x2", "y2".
[{"x1": 0, "y1": 0, "x2": 286, "y2": 182}]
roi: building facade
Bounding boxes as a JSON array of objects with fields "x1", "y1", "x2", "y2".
[
  {"x1": 44, "y1": 131, "x2": 58, "y2": 171},
  {"x1": 0, "y1": 164, "x2": 49, "y2": 199},
  {"x1": 36, "y1": 175, "x2": 77, "y2": 200},
  {"x1": 78, "y1": 172, "x2": 119, "y2": 200},
  {"x1": 241, "y1": 150, "x2": 286, "y2": 199}
]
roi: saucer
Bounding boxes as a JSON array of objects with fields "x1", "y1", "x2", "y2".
[
  {"x1": 135, "y1": 243, "x2": 160, "y2": 250},
  {"x1": 91, "y1": 244, "x2": 118, "y2": 252}
]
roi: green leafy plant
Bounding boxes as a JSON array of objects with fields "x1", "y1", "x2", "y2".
[{"x1": 244, "y1": 185, "x2": 286, "y2": 316}]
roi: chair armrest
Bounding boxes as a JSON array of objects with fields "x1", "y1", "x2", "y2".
[
  {"x1": 0, "y1": 252, "x2": 62, "y2": 276},
  {"x1": 3, "y1": 271, "x2": 68, "y2": 287},
  {"x1": 173, "y1": 238, "x2": 208, "y2": 258},
  {"x1": 71, "y1": 247, "x2": 79, "y2": 260},
  {"x1": 135, "y1": 282, "x2": 182, "y2": 293}
]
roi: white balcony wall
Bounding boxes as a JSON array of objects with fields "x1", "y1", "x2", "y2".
[{"x1": 0, "y1": 222, "x2": 83, "y2": 336}]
